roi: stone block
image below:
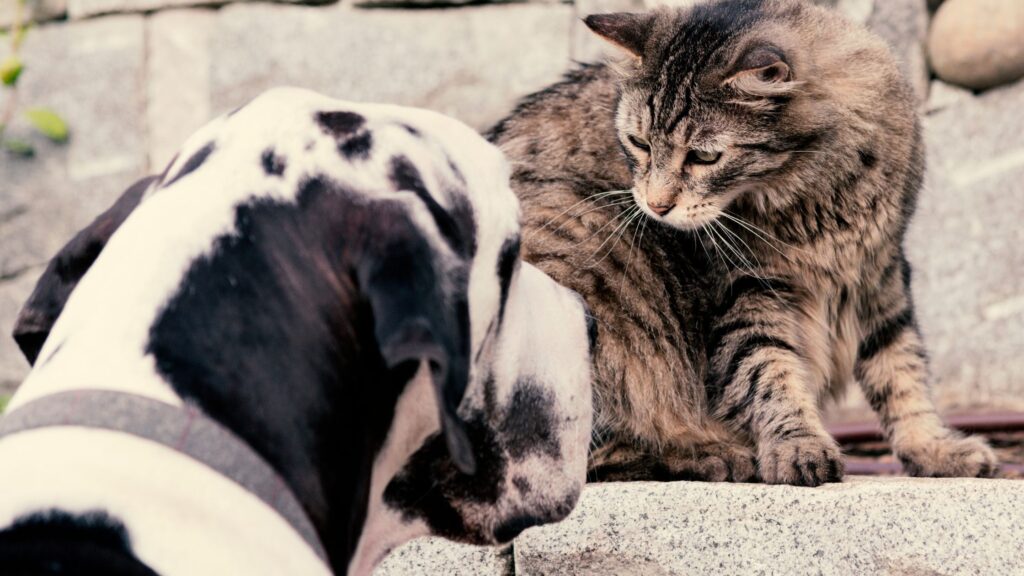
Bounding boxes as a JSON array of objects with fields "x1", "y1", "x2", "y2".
[
  {"x1": 904, "y1": 77, "x2": 1024, "y2": 413},
  {"x1": 146, "y1": 8, "x2": 215, "y2": 171},
  {"x1": 0, "y1": 15, "x2": 147, "y2": 390},
  {"x1": 514, "y1": 478, "x2": 1024, "y2": 575},
  {"x1": 0, "y1": 0, "x2": 66, "y2": 28},
  {"x1": 208, "y1": 3, "x2": 573, "y2": 131},
  {"x1": 374, "y1": 538, "x2": 511, "y2": 576}
]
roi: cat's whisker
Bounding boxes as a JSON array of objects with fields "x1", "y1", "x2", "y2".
[
  {"x1": 573, "y1": 203, "x2": 638, "y2": 248},
  {"x1": 621, "y1": 214, "x2": 649, "y2": 291},
  {"x1": 584, "y1": 207, "x2": 643, "y2": 269},
  {"x1": 701, "y1": 223, "x2": 732, "y2": 270},
  {"x1": 557, "y1": 198, "x2": 637, "y2": 231},
  {"x1": 719, "y1": 211, "x2": 808, "y2": 257},
  {"x1": 709, "y1": 221, "x2": 760, "y2": 278},
  {"x1": 528, "y1": 191, "x2": 634, "y2": 241}
]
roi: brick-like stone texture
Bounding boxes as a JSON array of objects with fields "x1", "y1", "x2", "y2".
[
  {"x1": 0, "y1": 0, "x2": 66, "y2": 28},
  {"x1": 146, "y1": 8, "x2": 216, "y2": 171},
  {"x1": 208, "y1": 3, "x2": 572, "y2": 131},
  {"x1": 0, "y1": 15, "x2": 148, "y2": 394}
]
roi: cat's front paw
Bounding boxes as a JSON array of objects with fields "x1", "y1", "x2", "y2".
[
  {"x1": 758, "y1": 435, "x2": 844, "y2": 487},
  {"x1": 896, "y1": 434, "x2": 998, "y2": 478}
]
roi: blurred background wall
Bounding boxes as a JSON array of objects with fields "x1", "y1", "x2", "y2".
[{"x1": 0, "y1": 0, "x2": 1021, "y2": 423}]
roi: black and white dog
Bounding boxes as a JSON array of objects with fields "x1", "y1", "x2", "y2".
[{"x1": 0, "y1": 88, "x2": 594, "y2": 575}]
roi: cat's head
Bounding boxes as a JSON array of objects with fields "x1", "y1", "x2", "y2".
[{"x1": 586, "y1": 0, "x2": 864, "y2": 230}]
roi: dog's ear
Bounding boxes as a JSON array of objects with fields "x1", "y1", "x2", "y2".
[
  {"x1": 357, "y1": 231, "x2": 477, "y2": 475},
  {"x1": 12, "y1": 176, "x2": 157, "y2": 364}
]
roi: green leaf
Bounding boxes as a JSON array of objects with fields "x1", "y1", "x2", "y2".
[
  {"x1": 24, "y1": 107, "x2": 68, "y2": 142},
  {"x1": 0, "y1": 55, "x2": 23, "y2": 87},
  {"x1": 3, "y1": 138, "x2": 35, "y2": 156},
  {"x1": 0, "y1": 395, "x2": 9, "y2": 414}
]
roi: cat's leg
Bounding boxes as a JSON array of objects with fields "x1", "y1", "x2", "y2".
[
  {"x1": 588, "y1": 434, "x2": 757, "y2": 483},
  {"x1": 856, "y1": 258, "x2": 997, "y2": 477},
  {"x1": 708, "y1": 276, "x2": 844, "y2": 487}
]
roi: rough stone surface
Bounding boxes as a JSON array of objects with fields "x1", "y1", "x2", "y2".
[
  {"x1": 515, "y1": 478, "x2": 1024, "y2": 575},
  {"x1": 374, "y1": 539, "x2": 511, "y2": 576},
  {"x1": 925, "y1": 79, "x2": 974, "y2": 116},
  {"x1": 0, "y1": 0, "x2": 66, "y2": 28},
  {"x1": 865, "y1": 0, "x2": 929, "y2": 103},
  {"x1": 0, "y1": 15, "x2": 148, "y2": 393},
  {"x1": 146, "y1": 8, "x2": 215, "y2": 171},
  {"x1": 67, "y1": 0, "x2": 333, "y2": 20},
  {"x1": 903, "y1": 77, "x2": 1024, "y2": 414},
  {"x1": 207, "y1": 3, "x2": 572, "y2": 132},
  {"x1": 928, "y1": 0, "x2": 1024, "y2": 91},
  {"x1": 69, "y1": 0, "x2": 206, "y2": 20}
]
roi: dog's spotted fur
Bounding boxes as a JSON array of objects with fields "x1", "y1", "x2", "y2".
[{"x1": 3, "y1": 88, "x2": 593, "y2": 576}]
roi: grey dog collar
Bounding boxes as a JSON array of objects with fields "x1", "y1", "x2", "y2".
[{"x1": 0, "y1": 389, "x2": 328, "y2": 563}]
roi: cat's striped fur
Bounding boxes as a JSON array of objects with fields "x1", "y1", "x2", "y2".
[{"x1": 489, "y1": 0, "x2": 997, "y2": 485}]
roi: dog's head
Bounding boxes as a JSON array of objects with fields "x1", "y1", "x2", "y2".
[{"x1": 11, "y1": 88, "x2": 592, "y2": 573}]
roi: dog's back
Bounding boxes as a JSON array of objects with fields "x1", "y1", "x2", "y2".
[{"x1": 0, "y1": 87, "x2": 593, "y2": 575}]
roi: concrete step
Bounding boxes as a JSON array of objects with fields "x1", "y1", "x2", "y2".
[{"x1": 377, "y1": 477, "x2": 1024, "y2": 575}]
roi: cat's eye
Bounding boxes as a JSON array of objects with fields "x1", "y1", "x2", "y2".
[
  {"x1": 687, "y1": 150, "x2": 722, "y2": 165},
  {"x1": 627, "y1": 135, "x2": 651, "y2": 153}
]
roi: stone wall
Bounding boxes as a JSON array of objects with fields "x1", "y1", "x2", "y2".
[{"x1": 1, "y1": 0, "x2": 1022, "y2": 424}]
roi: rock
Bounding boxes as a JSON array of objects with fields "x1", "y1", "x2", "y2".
[
  {"x1": 515, "y1": 478, "x2": 1024, "y2": 575},
  {"x1": 925, "y1": 79, "x2": 975, "y2": 115},
  {"x1": 68, "y1": 0, "x2": 197, "y2": 20},
  {"x1": 929, "y1": 0, "x2": 1024, "y2": 91},
  {"x1": 66, "y1": 0, "x2": 337, "y2": 21},
  {"x1": 903, "y1": 77, "x2": 1024, "y2": 413},
  {"x1": 146, "y1": 9, "x2": 216, "y2": 171},
  {"x1": 374, "y1": 539, "x2": 511, "y2": 576},
  {"x1": 208, "y1": 3, "x2": 572, "y2": 131},
  {"x1": 0, "y1": 0, "x2": 66, "y2": 28},
  {"x1": 865, "y1": 0, "x2": 930, "y2": 103},
  {"x1": 0, "y1": 15, "x2": 148, "y2": 391}
]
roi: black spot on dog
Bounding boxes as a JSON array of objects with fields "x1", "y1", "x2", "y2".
[
  {"x1": 156, "y1": 152, "x2": 179, "y2": 185},
  {"x1": 384, "y1": 415, "x2": 507, "y2": 540},
  {"x1": 340, "y1": 132, "x2": 373, "y2": 160},
  {"x1": 512, "y1": 476, "x2": 532, "y2": 495},
  {"x1": 315, "y1": 111, "x2": 365, "y2": 137},
  {"x1": 146, "y1": 176, "x2": 471, "y2": 573},
  {"x1": 446, "y1": 158, "x2": 466, "y2": 185},
  {"x1": 0, "y1": 509, "x2": 158, "y2": 575},
  {"x1": 496, "y1": 235, "x2": 520, "y2": 326},
  {"x1": 388, "y1": 155, "x2": 476, "y2": 258},
  {"x1": 501, "y1": 378, "x2": 560, "y2": 461},
  {"x1": 164, "y1": 142, "x2": 215, "y2": 188},
  {"x1": 261, "y1": 148, "x2": 286, "y2": 177},
  {"x1": 400, "y1": 123, "x2": 420, "y2": 137}
]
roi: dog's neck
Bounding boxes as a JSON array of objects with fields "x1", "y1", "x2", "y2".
[{"x1": 12, "y1": 177, "x2": 416, "y2": 573}]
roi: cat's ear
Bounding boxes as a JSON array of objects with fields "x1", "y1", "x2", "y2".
[
  {"x1": 725, "y1": 46, "x2": 796, "y2": 97},
  {"x1": 584, "y1": 13, "x2": 654, "y2": 59}
]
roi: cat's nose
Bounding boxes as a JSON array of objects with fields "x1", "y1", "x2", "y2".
[{"x1": 647, "y1": 200, "x2": 675, "y2": 216}]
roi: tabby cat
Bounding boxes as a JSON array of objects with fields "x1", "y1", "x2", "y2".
[{"x1": 488, "y1": 0, "x2": 997, "y2": 486}]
